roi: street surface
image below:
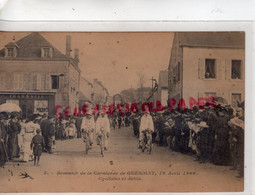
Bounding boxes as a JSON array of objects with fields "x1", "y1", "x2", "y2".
[{"x1": 0, "y1": 126, "x2": 243, "y2": 192}]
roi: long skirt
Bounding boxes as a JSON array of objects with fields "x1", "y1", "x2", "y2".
[
  {"x1": 0, "y1": 142, "x2": 8, "y2": 166},
  {"x1": 20, "y1": 133, "x2": 34, "y2": 162},
  {"x1": 8, "y1": 133, "x2": 19, "y2": 159}
]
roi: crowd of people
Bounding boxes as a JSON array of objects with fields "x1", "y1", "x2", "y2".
[
  {"x1": 0, "y1": 101, "x2": 244, "y2": 178},
  {"x1": 130, "y1": 103, "x2": 244, "y2": 178},
  {"x1": 0, "y1": 109, "x2": 112, "y2": 166}
]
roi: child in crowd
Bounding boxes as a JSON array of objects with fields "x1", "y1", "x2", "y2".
[{"x1": 30, "y1": 129, "x2": 44, "y2": 166}]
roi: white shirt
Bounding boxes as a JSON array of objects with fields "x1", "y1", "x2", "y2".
[
  {"x1": 81, "y1": 117, "x2": 95, "y2": 131},
  {"x1": 139, "y1": 114, "x2": 154, "y2": 133},
  {"x1": 95, "y1": 116, "x2": 111, "y2": 133}
]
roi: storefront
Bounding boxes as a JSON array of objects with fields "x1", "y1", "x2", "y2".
[{"x1": 0, "y1": 92, "x2": 55, "y2": 119}]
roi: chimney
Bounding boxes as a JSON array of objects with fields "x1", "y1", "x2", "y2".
[
  {"x1": 66, "y1": 35, "x2": 71, "y2": 57},
  {"x1": 74, "y1": 48, "x2": 79, "y2": 61}
]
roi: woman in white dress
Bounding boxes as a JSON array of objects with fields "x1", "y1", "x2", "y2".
[{"x1": 20, "y1": 119, "x2": 38, "y2": 162}]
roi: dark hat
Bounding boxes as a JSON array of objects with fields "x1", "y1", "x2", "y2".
[
  {"x1": 0, "y1": 112, "x2": 8, "y2": 120},
  {"x1": 10, "y1": 112, "x2": 19, "y2": 119},
  {"x1": 48, "y1": 114, "x2": 57, "y2": 119},
  {"x1": 42, "y1": 113, "x2": 48, "y2": 117},
  {"x1": 29, "y1": 114, "x2": 37, "y2": 121}
]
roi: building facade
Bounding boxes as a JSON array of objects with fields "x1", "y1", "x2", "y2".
[
  {"x1": 168, "y1": 32, "x2": 245, "y2": 108},
  {"x1": 157, "y1": 71, "x2": 168, "y2": 106},
  {"x1": 0, "y1": 32, "x2": 80, "y2": 118}
]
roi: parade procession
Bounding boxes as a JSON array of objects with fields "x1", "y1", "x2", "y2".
[{"x1": 0, "y1": 32, "x2": 245, "y2": 192}]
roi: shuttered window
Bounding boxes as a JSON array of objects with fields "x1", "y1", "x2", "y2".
[
  {"x1": 231, "y1": 60, "x2": 242, "y2": 79},
  {"x1": 13, "y1": 74, "x2": 23, "y2": 90},
  {"x1": 205, "y1": 59, "x2": 216, "y2": 79}
]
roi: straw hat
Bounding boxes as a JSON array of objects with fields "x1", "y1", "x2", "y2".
[
  {"x1": 197, "y1": 121, "x2": 209, "y2": 128},
  {"x1": 228, "y1": 117, "x2": 244, "y2": 129}
]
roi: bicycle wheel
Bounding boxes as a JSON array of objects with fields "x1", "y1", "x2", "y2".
[
  {"x1": 84, "y1": 134, "x2": 89, "y2": 154},
  {"x1": 85, "y1": 139, "x2": 89, "y2": 154},
  {"x1": 142, "y1": 137, "x2": 146, "y2": 153},
  {"x1": 99, "y1": 136, "x2": 104, "y2": 157}
]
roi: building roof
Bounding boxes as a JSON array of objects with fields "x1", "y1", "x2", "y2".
[
  {"x1": 5, "y1": 42, "x2": 19, "y2": 48},
  {"x1": 0, "y1": 32, "x2": 68, "y2": 59},
  {"x1": 158, "y1": 71, "x2": 168, "y2": 88},
  {"x1": 176, "y1": 32, "x2": 245, "y2": 48}
]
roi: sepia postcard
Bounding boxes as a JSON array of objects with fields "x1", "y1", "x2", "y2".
[{"x1": 0, "y1": 32, "x2": 245, "y2": 193}]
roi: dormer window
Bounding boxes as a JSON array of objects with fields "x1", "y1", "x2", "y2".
[
  {"x1": 41, "y1": 47, "x2": 53, "y2": 58},
  {"x1": 7, "y1": 48, "x2": 14, "y2": 57},
  {"x1": 4, "y1": 42, "x2": 18, "y2": 58}
]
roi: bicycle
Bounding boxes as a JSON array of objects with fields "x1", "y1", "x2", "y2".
[
  {"x1": 141, "y1": 129, "x2": 153, "y2": 154},
  {"x1": 97, "y1": 129, "x2": 107, "y2": 157},
  {"x1": 83, "y1": 130, "x2": 91, "y2": 154}
]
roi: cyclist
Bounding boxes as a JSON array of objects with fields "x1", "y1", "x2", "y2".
[
  {"x1": 139, "y1": 107, "x2": 154, "y2": 150},
  {"x1": 81, "y1": 111, "x2": 95, "y2": 149},
  {"x1": 95, "y1": 111, "x2": 110, "y2": 151}
]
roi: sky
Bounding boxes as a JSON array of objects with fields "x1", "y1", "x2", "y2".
[{"x1": 0, "y1": 32, "x2": 174, "y2": 96}]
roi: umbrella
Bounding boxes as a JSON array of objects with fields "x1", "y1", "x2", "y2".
[{"x1": 0, "y1": 103, "x2": 21, "y2": 113}]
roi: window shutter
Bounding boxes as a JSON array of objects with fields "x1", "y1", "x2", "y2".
[
  {"x1": 225, "y1": 59, "x2": 231, "y2": 80},
  {"x1": 41, "y1": 74, "x2": 46, "y2": 90},
  {"x1": 59, "y1": 75, "x2": 64, "y2": 90},
  {"x1": 198, "y1": 58, "x2": 205, "y2": 79},
  {"x1": 217, "y1": 59, "x2": 223, "y2": 80},
  {"x1": 23, "y1": 73, "x2": 27, "y2": 90},
  {"x1": 19, "y1": 75, "x2": 23, "y2": 89},
  {"x1": 37, "y1": 74, "x2": 41, "y2": 90},
  {"x1": 32, "y1": 75, "x2": 37, "y2": 90},
  {"x1": 14, "y1": 47, "x2": 17, "y2": 57},
  {"x1": 45, "y1": 74, "x2": 51, "y2": 90},
  {"x1": 41, "y1": 48, "x2": 44, "y2": 58},
  {"x1": 50, "y1": 47, "x2": 53, "y2": 58},
  {"x1": 13, "y1": 74, "x2": 18, "y2": 90}
]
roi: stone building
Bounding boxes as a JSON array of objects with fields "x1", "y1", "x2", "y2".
[
  {"x1": 168, "y1": 32, "x2": 245, "y2": 109},
  {"x1": 0, "y1": 32, "x2": 80, "y2": 118}
]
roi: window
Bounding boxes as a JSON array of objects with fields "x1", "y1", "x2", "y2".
[
  {"x1": 34, "y1": 100, "x2": 48, "y2": 114},
  {"x1": 41, "y1": 47, "x2": 52, "y2": 58},
  {"x1": 7, "y1": 48, "x2": 14, "y2": 57},
  {"x1": 43, "y1": 48, "x2": 50, "y2": 58},
  {"x1": 205, "y1": 92, "x2": 216, "y2": 98},
  {"x1": 232, "y1": 60, "x2": 242, "y2": 79},
  {"x1": 13, "y1": 74, "x2": 23, "y2": 90},
  {"x1": 205, "y1": 59, "x2": 216, "y2": 79},
  {"x1": 232, "y1": 93, "x2": 241, "y2": 108},
  {"x1": 51, "y1": 75, "x2": 59, "y2": 89},
  {"x1": 32, "y1": 75, "x2": 42, "y2": 90}
]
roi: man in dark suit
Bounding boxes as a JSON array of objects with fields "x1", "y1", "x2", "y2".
[{"x1": 0, "y1": 112, "x2": 9, "y2": 166}]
